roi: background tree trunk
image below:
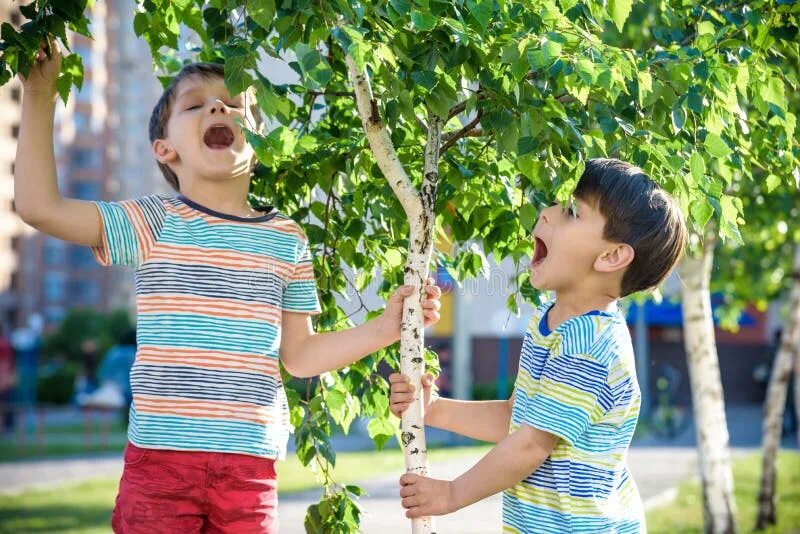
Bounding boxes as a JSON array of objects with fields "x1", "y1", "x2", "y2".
[
  {"x1": 680, "y1": 235, "x2": 738, "y2": 534},
  {"x1": 755, "y1": 244, "x2": 800, "y2": 529}
]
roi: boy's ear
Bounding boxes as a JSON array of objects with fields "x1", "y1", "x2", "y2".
[
  {"x1": 153, "y1": 139, "x2": 178, "y2": 164},
  {"x1": 594, "y1": 243, "x2": 635, "y2": 274}
]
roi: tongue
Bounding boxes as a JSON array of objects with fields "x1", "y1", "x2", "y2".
[{"x1": 204, "y1": 126, "x2": 234, "y2": 148}]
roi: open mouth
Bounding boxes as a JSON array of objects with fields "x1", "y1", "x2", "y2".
[
  {"x1": 203, "y1": 124, "x2": 235, "y2": 149},
  {"x1": 532, "y1": 236, "x2": 548, "y2": 266}
]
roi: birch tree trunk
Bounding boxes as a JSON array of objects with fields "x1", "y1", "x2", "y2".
[
  {"x1": 346, "y1": 55, "x2": 439, "y2": 534},
  {"x1": 756, "y1": 244, "x2": 800, "y2": 529},
  {"x1": 680, "y1": 235, "x2": 738, "y2": 534}
]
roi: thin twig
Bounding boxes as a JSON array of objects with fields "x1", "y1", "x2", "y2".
[{"x1": 440, "y1": 110, "x2": 483, "y2": 154}]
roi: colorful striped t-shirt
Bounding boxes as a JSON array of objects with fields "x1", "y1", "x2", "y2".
[
  {"x1": 91, "y1": 195, "x2": 320, "y2": 459},
  {"x1": 504, "y1": 301, "x2": 645, "y2": 533}
]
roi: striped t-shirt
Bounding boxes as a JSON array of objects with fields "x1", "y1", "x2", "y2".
[
  {"x1": 504, "y1": 301, "x2": 644, "y2": 533},
  {"x1": 91, "y1": 194, "x2": 320, "y2": 459}
]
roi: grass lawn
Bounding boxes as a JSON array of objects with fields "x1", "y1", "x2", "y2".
[
  {"x1": 646, "y1": 451, "x2": 800, "y2": 534},
  {"x1": 0, "y1": 444, "x2": 490, "y2": 533}
]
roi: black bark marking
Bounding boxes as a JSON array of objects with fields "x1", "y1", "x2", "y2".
[
  {"x1": 411, "y1": 357, "x2": 423, "y2": 364},
  {"x1": 410, "y1": 448, "x2": 420, "y2": 455},
  {"x1": 401, "y1": 432, "x2": 415, "y2": 446}
]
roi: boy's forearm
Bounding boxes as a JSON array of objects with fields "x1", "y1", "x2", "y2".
[
  {"x1": 448, "y1": 426, "x2": 554, "y2": 512},
  {"x1": 286, "y1": 316, "x2": 397, "y2": 377},
  {"x1": 15, "y1": 92, "x2": 61, "y2": 222},
  {"x1": 426, "y1": 397, "x2": 512, "y2": 443}
]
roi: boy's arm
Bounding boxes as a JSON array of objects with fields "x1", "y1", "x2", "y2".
[
  {"x1": 390, "y1": 373, "x2": 514, "y2": 443},
  {"x1": 400, "y1": 425, "x2": 558, "y2": 518},
  {"x1": 426, "y1": 396, "x2": 513, "y2": 443},
  {"x1": 280, "y1": 283, "x2": 441, "y2": 378},
  {"x1": 15, "y1": 39, "x2": 103, "y2": 247}
]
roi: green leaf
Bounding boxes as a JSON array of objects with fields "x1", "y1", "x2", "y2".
[
  {"x1": 410, "y1": 70, "x2": 438, "y2": 91},
  {"x1": 56, "y1": 54, "x2": 84, "y2": 104},
  {"x1": 765, "y1": 174, "x2": 780, "y2": 194},
  {"x1": 763, "y1": 76, "x2": 786, "y2": 111},
  {"x1": 411, "y1": 11, "x2": 437, "y2": 31},
  {"x1": 294, "y1": 43, "x2": 332, "y2": 90},
  {"x1": 249, "y1": 1, "x2": 276, "y2": 31},
  {"x1": 367, "y1": 417, "x2": 395, "y2": 450},
  {"x1": 690, "y1": 198, "x2": 713, "y2": 229},
  {"x1": 703, "y1": 133, "x2": 731, "y2": 159},
  {"x1": 689, "y1": 152, "x2": 705, "y2": 183},
  {"x1": 133, "y1": 12, "x2": 148, "y2": 37},
  {"x1": 671, "y1": 106, "x2": 686, "y2": 134},
  {"x1": 608, "y1": 0, "x2": 633, "y2": 32},
  {"x1": 520, "y1": 203, "x2": 537, "y2": 232},
  {"x1": 466, "y1": 0, "x2": 493, "y2": 31}
]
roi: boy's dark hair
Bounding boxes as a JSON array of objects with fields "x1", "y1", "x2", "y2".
[
  {"x1": 148, "y1": 62, "x2": 262, "y2": 191},
  {"x1": 574, "y1": 158, "x2": 687, "y2": 297}
]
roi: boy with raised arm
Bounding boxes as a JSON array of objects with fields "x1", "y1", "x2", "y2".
[{"x1": 16, "y1": 39, "x2": 441, "y2": 533}]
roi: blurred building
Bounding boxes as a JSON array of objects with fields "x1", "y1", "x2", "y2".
[
  {"x1": 3, "y1": 0, "x2": 167, "y2": 330},
  {"x1": 0, "y1": 1, "x2": 32, "y2": 329}
]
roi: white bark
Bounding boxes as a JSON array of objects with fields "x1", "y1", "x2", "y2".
[
  {"x1": 680, "y1": 236, "x2": 738, "y2": 534},
  {"x1": 346, "y1": 55, "x2": 439, "y2": 534},
  {"x1": 756, "y1": 244, "x2": 800, "y2": 529}
]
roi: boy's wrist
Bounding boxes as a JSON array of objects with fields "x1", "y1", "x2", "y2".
[
  {"x1": 373, "y1": 313, "x2": 399, "y2": 346},
  {"x1": 22, "y1": 90, "x2": 58, "y2": 109},
  {"x1": 423, "y1": 394, "x2": 443, "y2": 427}
]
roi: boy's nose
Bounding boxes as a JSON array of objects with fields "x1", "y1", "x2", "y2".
[{"x1": 209, "y1": 100, "x2": 230, "y2": 114}]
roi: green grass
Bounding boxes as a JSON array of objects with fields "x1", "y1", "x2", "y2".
[
  {"x1": 0, "y1": 445, "x2": 490, "y2": 533},
  {"x1": 646, "y1": 451, "x2": 800, "y2": 534}
]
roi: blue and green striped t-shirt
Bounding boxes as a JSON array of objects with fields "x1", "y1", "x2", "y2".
[{"x1": 504, "y1": 301, "x2": 645, "y2": 533}]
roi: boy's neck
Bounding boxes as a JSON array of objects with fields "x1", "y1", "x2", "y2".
[
  {"x1": 548, "y1": 290, "x2": 618, "y2": 331},
  {"x1": 179, "y1": 176, "x2": 254, "y2": 216}
]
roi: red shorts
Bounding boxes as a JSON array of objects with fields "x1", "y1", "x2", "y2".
[{"x1": 112, "y1": 443, "x2": 278, "y2": 534}]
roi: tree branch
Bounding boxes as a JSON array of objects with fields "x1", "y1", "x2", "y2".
[
  {"x1": 344, "y1": 54, "x2": 422, "y2": 219},
  {"x1": 440, "y1": 110, "x2": 483, "y2": 154},
  {"x1": 308, "y1": 90, "x2": 355, "y2": 98},
  {"x1": 447, "y1": 90, "x2": 488, "y2": 120}
]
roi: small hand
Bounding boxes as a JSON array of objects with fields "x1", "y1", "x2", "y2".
[
  {"x1": 382, "y1": 278, "x2": 442, "y2": 341},
  {"x1": 19, "y1": 36, "x2": 62, "y2": 96},
  {"x1": 389, "y1": 372, "x2": 437, "y2": 418},
  {"x1": 399, "y1": 473, "x2": 457, "y2": 518}
]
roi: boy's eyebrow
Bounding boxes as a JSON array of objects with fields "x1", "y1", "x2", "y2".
[{"x1": 175, "y1": 86, "x2": 202, "y2": 101}]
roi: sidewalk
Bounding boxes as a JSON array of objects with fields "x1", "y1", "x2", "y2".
[{"x1": 277, "y1": 446, "x2": 715, "y2": 533}]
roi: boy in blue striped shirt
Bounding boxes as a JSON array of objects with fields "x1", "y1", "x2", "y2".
[{"x1": 390, "y1": 159, "x2": 687, "y2": 533}]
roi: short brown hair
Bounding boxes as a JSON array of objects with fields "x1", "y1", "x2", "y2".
[
  {"x1": 148, "y1": 62, "x2": 262, "y2": 191},
  {"x1": 574, "y1": 158, "x2": 687, "y2": 297}
]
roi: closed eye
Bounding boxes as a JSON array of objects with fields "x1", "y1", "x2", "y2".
[{"x1": 185, "y1": 105, "x2": 201, "y2": 111}]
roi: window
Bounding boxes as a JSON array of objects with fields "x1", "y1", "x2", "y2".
[
  {"x1": 11, "y1": 87, "x2": 20, "y2": 102},
  {"x1": 44, "y1": 272, "x2": 66, "y2": 301},
  {"x1": 72, "y1": 113, "x2": 89, "y2": 132},
  {"x1": 70, "y1": 149, "x2": 101, "y2": 170},
  {"x1": 71, "y1": 180, "x2": 101, "y2": 200},
  {"x1": 70, "y1": 280, "x2": 101, "y2": 305},
  {"x1": 71, "y1": 247, "x2": 96, "y2": 269},
  {"x1": 76, "y1": 81, "x2": 95, "y2": 103},
  {"x1": 44, "y1": 238, "x2": 66, "y2": 266},
  {"x1": 11, "y1": 124, "x2": 19, "y2": 138}
]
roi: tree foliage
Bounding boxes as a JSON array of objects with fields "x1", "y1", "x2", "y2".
[{"x1": 3, "y1": 0, "x2": 799, "y2": 530}]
